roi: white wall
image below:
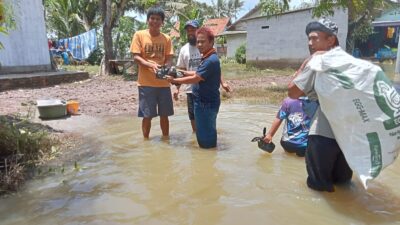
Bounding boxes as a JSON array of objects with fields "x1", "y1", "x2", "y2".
[
  {"x1": 226, "y1": 33, "x2": 246, "y2": 58},
  {"x1": 0, "y1": 0, "x2": 51, "y2": 74},
  {"x1": 246, "y1": 8, "x2": 348, "y2": 67}
]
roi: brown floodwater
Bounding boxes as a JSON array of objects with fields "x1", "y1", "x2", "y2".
[{"x1": 1, "y1": 104, "x2": 400, "y2": 225}]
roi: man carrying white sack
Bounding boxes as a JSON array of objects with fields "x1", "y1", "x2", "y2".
[{"x1": 288, "y1": 18, "x2": 353, "y2": 192}]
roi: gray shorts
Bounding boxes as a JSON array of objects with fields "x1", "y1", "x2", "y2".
[{"x1": 138, "y1": 86, "x2": 174, "y2": 118}]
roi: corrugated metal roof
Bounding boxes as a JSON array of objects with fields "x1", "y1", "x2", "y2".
[{"x1": 372, "y1": 8, "x2": 400, "y2": 27}]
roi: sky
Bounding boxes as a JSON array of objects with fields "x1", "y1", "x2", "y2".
[
  {"x1": 196, "y1": 0, "x2": 306, "y2": 20},
  {"x1": 129, "y1": 0, "x2": 306, "y2": 22},
  {"x1": 197, "y1": 0, "x2": 259, "y2": 19}
]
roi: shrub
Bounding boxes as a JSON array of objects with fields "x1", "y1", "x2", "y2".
[
  {"x1": 86, "y1": 47, "x2": 104, "y2": 65},
  {"x1": 0, "y1": 115, "x2": 57, "y2": 193},
  {"x1": 235, "y1": 44, "x2": 246, "y2": 64}
]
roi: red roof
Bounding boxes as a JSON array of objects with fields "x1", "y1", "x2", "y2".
[
  {"x1": 170, "y1": 21, "x2": 180, "y2": 39},
  {"x1": 169, "y1": 17, "x2": 231, "y2": 38},
  {"x1": 203, "y1": 17, "x2": 231, "y2": 36}
]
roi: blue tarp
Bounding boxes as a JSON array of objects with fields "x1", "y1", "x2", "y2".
[{"x1": 59, "y1": 29, "x2": 97, "y2": 60}]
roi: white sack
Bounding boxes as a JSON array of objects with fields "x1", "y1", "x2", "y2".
[{"x1": 308, "y1": 47, "x2": 400, "y2": 188}]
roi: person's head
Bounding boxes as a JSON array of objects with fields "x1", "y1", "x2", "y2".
[
  {"x1": 196, "y1": 27, "x2": 214, "y2": 54},
  {"x1": 146, "y1": 7, "x2": 165, "y2": 31},
  {"x1": 184, "y1": 20, "x2": 200, "y2": 46},
  {"x1": 305, "y1": 18, "x2": 339, "y2": 54}
]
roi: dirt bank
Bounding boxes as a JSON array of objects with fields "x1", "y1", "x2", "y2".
[{"x1": 0, "y1": 73, "x2": 292, "y2": 117}]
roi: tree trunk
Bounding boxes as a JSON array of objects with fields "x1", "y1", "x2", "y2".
[
  {"x1": 114, "y1": 32, "x2": 120, "y2": 59},
  {"x1": 101, "y1": 0, "x2": 114, "y2": 75}
]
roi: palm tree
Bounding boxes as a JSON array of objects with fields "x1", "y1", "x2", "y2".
[
  {"x1": 44, "y1": 0, "x2": 84, "y2": 38},
  {"x1": 44, "y1": 0, "x2": 101, "y2": 38},
  {"x1": 211, "y1": 0, "x2": 244, "y2": 18}
]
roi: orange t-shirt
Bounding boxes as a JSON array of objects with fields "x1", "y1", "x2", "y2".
[{"x1": 130, "y1": 30, "x2": 174, "y2": 87}]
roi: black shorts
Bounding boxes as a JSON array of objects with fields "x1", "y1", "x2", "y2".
[
  {"x1": 280, "y1": 140, "x2": 306, "y2": 157},
  {"x1": 305, "y1": 135, "x2": 353, "y2": 192}
]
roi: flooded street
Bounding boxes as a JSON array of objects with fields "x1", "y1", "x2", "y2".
[{"x1": 1, "y1": 104, "x2": 400, "y2": 225}]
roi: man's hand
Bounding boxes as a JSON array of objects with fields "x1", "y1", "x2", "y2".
[
  {"x1": 173, "y1": 89, "x2": 179, "y2": 101},
  {"x1": 263, "y1": 133, "x2": 273, "y2": 143},
  {"x1": 165, "y1": 75, "x2": 178, "y2": 84},
  {"x1": 221, "y1": 82, "x2": 232, "y2": 92},
  {"x1": 146, "y1": 61, "x2": 161, "y2": 74}
]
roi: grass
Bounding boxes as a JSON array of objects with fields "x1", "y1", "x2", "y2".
[
  {"x1": 222, "y1": 85, "x2": 288, "y2": 105},
  {"x1": 62, "y1": 65, "x2": 100, "y2": 76},
  {"x1": 0, "y1": 115, "x2": 60, "y2": 194},
  {"x1": 220, "y1": 62, "x2": 292, "y2": 105},
  {"x1": 221, "y1": 62, "x2": 295, "y2": 80}
]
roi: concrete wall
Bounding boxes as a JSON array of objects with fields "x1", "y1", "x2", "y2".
[
  {"x1": 246, "y1": 8, "x2": 348, "y2": 69},
  {"x1": 0, "y1": 0, "x2": 52, "y2": 74},
  {"x1": 226, "y1": 33, "x2": 246, "y2": 58}
]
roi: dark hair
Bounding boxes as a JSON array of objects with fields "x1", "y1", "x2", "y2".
[
  {"x1": 147, "y1": 7, "x2": 165, "y2": 22},
  {"x1": 196, "y1": 27, "x2": 214, "y2": 42}
]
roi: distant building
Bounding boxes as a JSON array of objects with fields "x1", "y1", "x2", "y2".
[
  {"x1": 0, "y1": 0, "x2": 52, "y2": 74},
  {"x1": 224, "y1": 6, "x2": 348, "y2": 68},
  {"x1": 355, "y1": 7, "x2": 400, "y2": 60},
  {"x1": 222, "y1": 5, "x2": 263, "y2": 58},
  {"x1": 170, "y1": 17, "x2": 231, "y2": 57}
]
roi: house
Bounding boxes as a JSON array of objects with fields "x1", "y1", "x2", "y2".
[
  {"x1": 170, "y1": 18, "x2": 231, "y2": 39},
  {"x1": 355, "y1": 7, "x2": 400, "y2": 60},
  {"x1": 222, "y1": 5, "x2": 263, "y2": 58},
  {"x1": 0, "y1": 0, "x2": 52, "y2": 74},
  {"x1": 224, "y1": 7, "x2": 348, "y2": 68},
  {"x1": 246, "y1": 7, "x2": 347, "y2": 68},
  {"x1": 170, "y1": 17, "x2": 231, "y2": 56}
]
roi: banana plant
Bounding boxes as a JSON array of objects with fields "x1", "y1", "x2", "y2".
[{"x1": 0, "y1": 1, "x2": 16, "y2": 49}]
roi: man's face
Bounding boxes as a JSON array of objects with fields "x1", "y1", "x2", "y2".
[
  {"x1": 196, "y1": 33, "x2": 213, "y2": 54},
  {"x1": 147, "y1": 14, "x2": 163, "y2": 31},
  {"x1": 308, "y1": 31, "x2": 335, "y2": 54},
  {"x1": 186, "y1": 26, "x2": 197, "y2": 46}
]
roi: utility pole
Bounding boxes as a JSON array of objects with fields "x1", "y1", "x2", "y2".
[
  {"x1": 395, "y1": 0, "x2": 400, "y2": 84},
  {"x1": 395, "y1": 34, "x2": 400, "y2": 83}
]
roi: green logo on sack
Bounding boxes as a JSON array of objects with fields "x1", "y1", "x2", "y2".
[
  {"x1": 367, "y1": 132, "x2": 382, "y2": 178},
  {"x1": 327, "y1": 69, "x2": 354, "y2": 89},
  {"x1": 373, "y1": 71, "x2": 400, "y2": 130}
]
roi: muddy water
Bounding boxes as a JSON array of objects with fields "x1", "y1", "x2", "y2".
[{"x1": 1, "y1": 104, "x2": 400, "y2": 225}]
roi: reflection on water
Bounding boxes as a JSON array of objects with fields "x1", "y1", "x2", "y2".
[
  {"x1": 378, "y1": 62, "x2": 396, "y2": 81},
  {"x1": 1, "y1": 104, "x2": 400, "y2": 225}
]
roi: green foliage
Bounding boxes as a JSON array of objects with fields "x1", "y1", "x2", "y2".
[
  {"x1": 0, "y1": 115, "x2": 57, "y2": 193},
  {"x1": 235, "y1": 43, "x2": 246, "y2": 64},
  {"x1": 352, "y1": 22, "x2": 374, "y2": 43},
  {"x1": 0, "y1": 1, "x2": 17, "y2": 49},
  {"x1": 260, "y1": 0, "x2": 289, "y2": 17},
  {"x1": 86, "y1": 47, "x2": 104, "y2": 65},
  {"x1": 114, "y1": 16, "x2": 145, "y2": 59},
  {"x1": 176, "y1": 8, "x2": 204, "y2": 45},
  {"x1": 259, "y1": 0, "x2": 394, "y2": 52},
  {"x1": 44, "y1": 0, "x2": 100, "y2": 38},
  {"x1": 211, "y1": 0, "x2": 244, "y2": 19}
]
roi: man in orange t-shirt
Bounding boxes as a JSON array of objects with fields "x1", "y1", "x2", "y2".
[{"x1": 130, "y1": 7, "x2": 174, "y2": 139}]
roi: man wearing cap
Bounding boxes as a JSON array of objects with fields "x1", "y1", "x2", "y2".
[
  {"x1": 288, "y1": 18, "x2": 353, "y2": 192},
  {"x1": 174, "y1": 20, "x2": 231, "y2": 132}
]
